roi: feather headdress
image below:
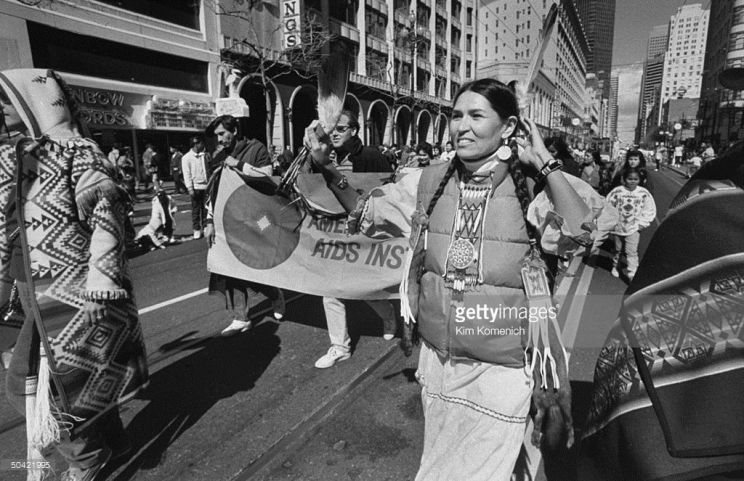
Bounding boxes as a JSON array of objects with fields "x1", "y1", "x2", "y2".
[
  {"x1": 278, "y1": 42, "x2": 351, "y2": 193},
  {"x1": 317, "y1": 42, "x2": 351, "y2": 133}
]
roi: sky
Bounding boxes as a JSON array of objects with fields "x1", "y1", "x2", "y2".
[
  {"x1": 611, "y1": 0, "x2": 711, "y2": 144},
  {"x1": 611, "y1": 0, "x2": 710, "y2": 68}
]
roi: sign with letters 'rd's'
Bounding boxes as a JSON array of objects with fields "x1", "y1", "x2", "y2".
[{"x1": 282, "y1": 0, "x2": 303, "y2": 49}]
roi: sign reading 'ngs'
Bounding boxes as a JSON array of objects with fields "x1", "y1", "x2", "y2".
[{"x1": 282, "y1": 0, "x2": 302, "y2": 49}]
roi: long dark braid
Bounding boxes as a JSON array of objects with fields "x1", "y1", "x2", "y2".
[
  {"x1": 507, "y1": 141, "x2": 540, "y2": 243},
  {"x1": 426, "y1": 158, "x2": 459, "y2": 217}
]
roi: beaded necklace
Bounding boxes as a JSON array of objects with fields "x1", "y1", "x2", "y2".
[{"x1": 444, "y1": 157, "x2": 500, "y2": 302}]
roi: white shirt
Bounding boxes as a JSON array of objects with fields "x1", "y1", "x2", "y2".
[{"x1": 181, "y1": 149, "x2": 209, "y2": 191}]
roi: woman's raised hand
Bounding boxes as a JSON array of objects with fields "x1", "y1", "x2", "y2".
[
  {"x1": 304, "y1": 120, "x2": 332, "y2": 167},
  {"x1": 515, "y1": 117, "x2": 552, "y2": 170}
]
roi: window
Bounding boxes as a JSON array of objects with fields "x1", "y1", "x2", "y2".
[
  {"x1": 28, "y1": 22, "x2": 208, "y2": 92},
  {"x1": 95, "y1": 0, "x2": 200, "y2": 29}
]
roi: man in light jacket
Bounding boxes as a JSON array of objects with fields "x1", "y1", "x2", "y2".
[{"x1": 181, "y1": 136, "x2": 210, "y2": 239}]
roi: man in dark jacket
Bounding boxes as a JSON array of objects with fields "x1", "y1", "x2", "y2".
[
  {"x1": 203, "y1": 115, "x2": 285, "y2": 336},
  {"x1": 314, "y1": 110, "x2": 397, "y2": 368},
  {"x1": 326, "y1": 110, "x2": 391, "y2": 173}
]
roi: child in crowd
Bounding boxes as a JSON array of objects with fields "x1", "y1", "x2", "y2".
[
  {"x1": 594, "y1": 168, "x2": 656, "y2": 281},
  {"x1": 135, "y1": 190, "x2": 177, "y2": 250}
]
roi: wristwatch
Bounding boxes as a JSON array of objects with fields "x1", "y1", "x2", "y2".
[
  {"x1": 537, "y1": 158, "x2": 563, "y2": 182},
  {"x1": 336, "y1": 175, "x2": 349, "y2": 190}
]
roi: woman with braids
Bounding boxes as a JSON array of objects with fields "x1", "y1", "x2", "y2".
[
  {"x1": 304, "y1": 78, "x2": 603, "y2": 480},
  {"x1": 0, "y1": 69, "x2": 147, "y2": 481}
]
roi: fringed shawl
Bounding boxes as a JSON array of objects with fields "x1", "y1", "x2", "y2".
[{"x1": 0, "y1": 70, "x2": 147, "y2": 441}]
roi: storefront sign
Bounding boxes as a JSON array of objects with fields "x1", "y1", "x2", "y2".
[
  {"x1": 146, "y1": 97, "x2": 215, "y2": 130},
  {"x1": 216, "y1": 98, "x2": 250, "y2": 117},
  {"x1": 282, "y1": 0, "x2": 303, "y2": 49},
  {"x1": 69, "y1": 86, "x2": 146, "y2": 128}
]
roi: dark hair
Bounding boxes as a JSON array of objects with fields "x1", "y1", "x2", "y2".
[
  {"x1": 415, "y1": 142, "x2": 433, "y2": 159},
  {"x1": 206, "y1": 115, "x2": 239, "y2": 137},
  {"x1": 0, "y1": 86, "x2": 8, "y2": 137},
  {"x1": 625, "y1": 149, "x2": 647, "y2": 168},
  {"x1": 339, "y1": 109, "x2": 360, "y2": 131},
  {"x1": 589, "y1": 149, "x2": 601, "y2": 164},
  {"x1": 426, "y1": 78, "x2": 539, "y2": 248},
  {"x1": 453, "y1": 78, "x2": 519, "y2": 121},
  {"x1": 622, "y1": 167, "x2": 641, "y2": 180},
  {"x1": 190, "y1": 136, "x2": 204, "y2": 146},
  {"x1": 544, "y1": 137, "x2": 572, "y2": 162}
]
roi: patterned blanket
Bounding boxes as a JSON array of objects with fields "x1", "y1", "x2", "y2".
[
  {"x1": 0, "y1": 69, "x2": 147, "y2": 431},
  {"x1": 579, "y1": 179, "x2": 744, "y2": 481}
]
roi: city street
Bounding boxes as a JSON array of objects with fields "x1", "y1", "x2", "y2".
[{"x1": 0, "y1": 165, "x2": 690, "y2": 481}]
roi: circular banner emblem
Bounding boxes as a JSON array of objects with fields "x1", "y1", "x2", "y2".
[{"x1": 223, "y1": 185, "x2": 302, "y2": 269}]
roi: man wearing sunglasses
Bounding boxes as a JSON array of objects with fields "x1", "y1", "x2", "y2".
[{"x1": 315, "y1": 109, "x2": 397, "y2": 368}]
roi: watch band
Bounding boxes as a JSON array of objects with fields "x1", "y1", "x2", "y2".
[{"x1": 537, "y1": 158, "x2": 563, "y2": 182}]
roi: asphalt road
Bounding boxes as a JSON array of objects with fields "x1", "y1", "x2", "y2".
[{"x1": 0, "y1": 168, "x2": 689, "y2": 481}]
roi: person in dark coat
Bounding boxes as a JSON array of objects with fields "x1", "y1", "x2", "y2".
[{"x1": 326, "y1": 109, "x2": 392, "y2": 173}]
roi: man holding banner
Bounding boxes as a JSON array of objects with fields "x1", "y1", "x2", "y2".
[
  {"x1": 204, "y1": 115, "x2": 286, "y2": 336},
  {"x1": 312, "y1": 110, "x2": 397, "y2": 368}
]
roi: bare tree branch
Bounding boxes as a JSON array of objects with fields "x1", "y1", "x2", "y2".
[{"x1": 207, "y1": 0, "x2": 335, "y2": 145}]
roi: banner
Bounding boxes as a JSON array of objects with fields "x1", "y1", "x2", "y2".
[{"x1": 207, "y1": 169, "x2": 408, "y2": 300}]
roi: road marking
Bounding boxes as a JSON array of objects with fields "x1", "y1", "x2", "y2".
[
  {"x1": 555, "y1": 256, "x2": 583, "y2": 300},
  {"x1": 138, "y1": 288, "x2": 208, "y2": 315},
  {"x1": 561, "y1": 261, "x2": 596, "y2": 350}
]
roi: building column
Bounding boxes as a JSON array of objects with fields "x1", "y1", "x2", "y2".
[{"x1": 357, "y1": 0, "x2": 367, "y2": 75}]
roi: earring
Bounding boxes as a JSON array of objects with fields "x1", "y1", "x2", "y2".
[{"x1": 496, "y1": 139, "x2": 512, "y2": 161}]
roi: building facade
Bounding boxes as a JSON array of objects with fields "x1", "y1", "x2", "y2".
[
  {"x1": 609, "y1": 74, "x2": 618, "y2": 139},
  {"x1": 476, "y1": 0, "x2": 588, "y2": 138},
  {"x1": 221, "y1": 0, "x2": 477, "y2": 152},
  {"x1": 698, "y1": 0, "x2": 744, "y2": 147},
  {"x1": 636, "y1": 24, "x2": 668, "y2": 143},
  {"x1": 475, "y1": 0, "x2": 557, "y2": 132},
  {"x1": 573, "y1": 0, "x2": 615, "y2": 100},
  {"x1": 552, "y1": 0, "x2": 589, "y2": 138},
  {"x1": 0, "y1": 0, "x2": 221, "y2": 174},
  {"x1": 660, "y1": 4, "x2": 709, "y2": 107}
]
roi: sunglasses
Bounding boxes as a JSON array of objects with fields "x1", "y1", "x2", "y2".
[{"x1": 333, "y1": 124, "x2": 353, "y2": 134}]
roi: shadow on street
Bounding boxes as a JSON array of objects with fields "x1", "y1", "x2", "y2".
[{"x1": 105, "y1": 320, "x2": 281, "y2": 481}]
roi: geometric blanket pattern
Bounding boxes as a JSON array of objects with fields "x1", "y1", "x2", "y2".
[{"x1": 12, "y1": 137, "x2": 147, "y2": 420}]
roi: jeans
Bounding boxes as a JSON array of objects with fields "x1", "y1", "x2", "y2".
[
  {"x1": 322, "y1": 297, "x2": 395, "y2": 353},
  {"x1": 190, "y1": 189, "x2": 207, "y2": 232},
  {"x1": 613, "y1": 232, "x2": 640, "y2": 274}
]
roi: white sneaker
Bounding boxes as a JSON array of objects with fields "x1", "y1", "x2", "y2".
[
  {"x1": 611, "y1": 267, "x2": 620, "y2": 277},
  {"x1": 220, "y1": 319, "x2": 252, "y2": 337},
  {"x1": 272, "y1": 291, "x2": 286, "y2": 320},
  {"x1": 314, "y1": 346, "x2": 351, "y2": 369},
  {"x1": 383, "y1": 334, "x2": 395, "y2": 341},
  {"x1": 193, "y1": 230, "x2": 203, "y2": 240}
]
